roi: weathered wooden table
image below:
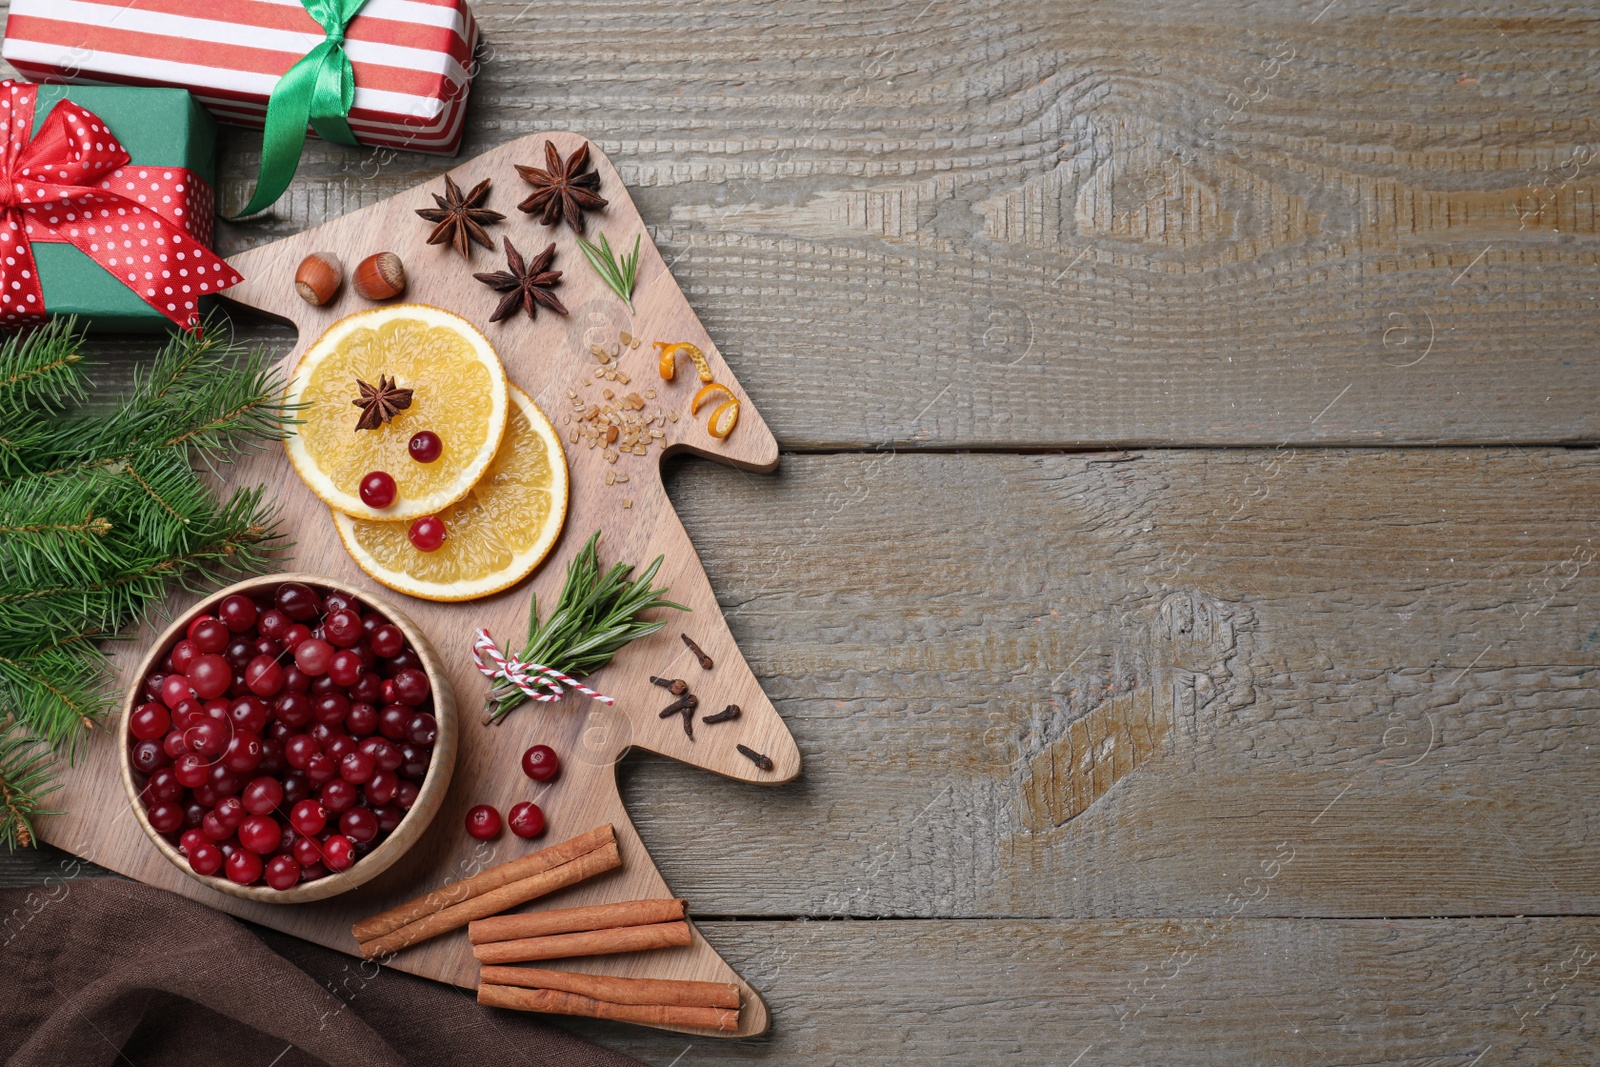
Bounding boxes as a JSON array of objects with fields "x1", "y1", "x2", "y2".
[{"x1": 5, "y1": 1, "x2": 1599, "y2": 1062}]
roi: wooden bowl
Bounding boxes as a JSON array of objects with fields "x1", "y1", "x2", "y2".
[{"x1": 119, "y1": 573, "x2": 458, "y2": 904}]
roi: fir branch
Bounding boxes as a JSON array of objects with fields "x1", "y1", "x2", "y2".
[
  {"x1": 575, "y1": 232, "x2": 641, "y2": 313},
  {"x1": 0, "y1": 727, "x2": 61, "y2": 849},
  {"x1": 0, "y1": 319, "x2": 89, "y2": 481}
]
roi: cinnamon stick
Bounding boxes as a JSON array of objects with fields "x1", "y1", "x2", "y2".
[
  {"x1": 479, "y1": 965, "x2": 740, "y2": 1009},
  {"x1": 479, "y1": 982, "x2": 739, "y2": 1032},
  {"x1": 472, "y1": 920, "x2": 691, "y2": 965},
  {"x1": 469, "y1": 898, "x2": 687, "y2": 945},
  {"x1": 352, "y1": 824, "x2": 615, "y2": 943},
  {"x1": 356, "y1": 840, "x2": 621, "y2": 959}
]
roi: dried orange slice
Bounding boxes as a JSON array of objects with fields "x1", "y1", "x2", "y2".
[
  {"x1": 284, "y1": 305, "x2": 508, "y2": 521},
  {"x1": 655, "y1": 341, "x2": 713, "y2": 382},
  {"x1": 691, "y1": 382, "x2": 736, "y2": 415},
  {"x1": 707, "y1": 398, "x2": 740, "y2": 439},
  {"x1": 332, "y1": 385, "x2": 569, "y2": 602}
]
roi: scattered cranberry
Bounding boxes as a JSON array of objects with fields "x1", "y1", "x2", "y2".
[
  {"x1": 465, "y1": 805, "x2": 501, "y2": 840},
  {"x1": 359, "y1": 470, "x2": 397, "y2": 509},
  {"x1": 408, "y1": 430, "x2": 443, "y2": 463},
  {"x1": 520, "y1": 745, "x2": 559, "y2": 782},
  {"x1": 507, "y1": 801, "x2": 545, "y2": 839},
  {"x1": 407, "y1": 515, "x2": 447, "y2": 552}
]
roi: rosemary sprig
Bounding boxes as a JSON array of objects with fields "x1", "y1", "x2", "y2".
[
  {"x1": 575, "y1": 231, "x2": 641, "y2": 313},
  {"x1": 485, "y1": 531, "x2": 687, "y2": 723}
]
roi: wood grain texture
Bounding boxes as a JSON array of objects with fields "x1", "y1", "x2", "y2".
[
  {"x1": 30, "y1": 0, "x2": 1585, "y2": 450},
  {"x1": 32, "y1": 132, "x2": 799, "y2": 1039}
]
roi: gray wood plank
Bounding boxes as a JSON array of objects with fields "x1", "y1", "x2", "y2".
[{"x1": 4, "y1": 0, "x2": 1598, "y2": 446}]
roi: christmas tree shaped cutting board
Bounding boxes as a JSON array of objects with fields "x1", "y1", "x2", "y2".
[{"x1": 36, "y1": 132, "x2": 797, "y2": 1038}]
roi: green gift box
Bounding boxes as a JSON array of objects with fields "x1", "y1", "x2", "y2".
[{"x1": 25, "y1": 85, "x2": 223, "y2": 332}]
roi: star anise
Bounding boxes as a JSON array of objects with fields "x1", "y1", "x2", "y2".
[
  {"x1": 515, "y1": 140, "x2": 607, "y2": 234},
  {"x1": 473, "y1": 237, "x2": 569, "y2": 323},
  {"x1": 351, "y1": 374, "x2": 414, "y2": 431},
  {"x1": 415, "y1": 174, "x2": 504, "y2": 259}
]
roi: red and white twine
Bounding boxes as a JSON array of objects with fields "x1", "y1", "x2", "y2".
[{"x1": 471, "y1": 628, "x2": 615, "y2": 706}]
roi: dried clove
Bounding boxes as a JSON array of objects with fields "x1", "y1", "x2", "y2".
[
  {"x1": 657, "y1": 694, "x2": 698, "y2": 719},
  {"x1": 680, "y1": 706, "x2": 695, "y2": 739},
  {"x1": 736, "y1": 744, "x2": 773, "y2": 771},
  {"x1": 680, "y1": 633, "x2": 714, "y2": 670},
  {"x1": 650, "y1": 675, "x2": 690, "y2": 696},
  {"x1": 702, "y1": 704, "x2": 741, "y2": 725}
]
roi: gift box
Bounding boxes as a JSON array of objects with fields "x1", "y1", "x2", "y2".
[
  {"x1": 0, "y1": 81, "x2": 239, "y2": 331},
  {"x1": 2, "y1": 0, "x2": 477, "y2": 157}
]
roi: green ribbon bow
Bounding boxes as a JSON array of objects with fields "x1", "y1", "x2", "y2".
[{"x1": 230, "y1": 0, "x2": 370, "y2": 218}]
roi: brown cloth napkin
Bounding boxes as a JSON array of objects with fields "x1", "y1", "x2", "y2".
[{"x1": 0, "y1": 878, "x2": 649, "y2": 1067}]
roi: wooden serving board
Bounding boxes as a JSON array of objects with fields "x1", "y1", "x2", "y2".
[{"x1": 34, "y1": 132, "x2": 797, "y2": 1038}]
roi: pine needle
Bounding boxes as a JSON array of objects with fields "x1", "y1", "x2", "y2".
[
  {"x1": 575, "y1": 231, "x2": 641, "y2": 313},
  {"x1": 484, "y1": 531, "x2": 687, "y2": 723},
  {"x1": 0, "y1": 727, "x2": 61, "y2": 850}
]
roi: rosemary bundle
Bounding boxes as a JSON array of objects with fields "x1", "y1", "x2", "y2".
[
  {"x1": 485, "y1": 532, "x2": 687, "y2": 723},
  {"x1": 575, "y1": 231, "x2": 641, "y2": 313},
  {"x1": 0, "y1": 317, "x2": 291, "y2": 847}
]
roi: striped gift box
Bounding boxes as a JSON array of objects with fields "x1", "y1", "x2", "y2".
[{"x1": 2, "y1": 0, "x2": 477, "y2": 155}]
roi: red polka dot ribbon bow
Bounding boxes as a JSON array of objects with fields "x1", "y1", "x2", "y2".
[
  {"x1": 471, "y1": 628, "x2": 616, "y2": 706},
  {"x1": 0, "y1": 81, "x2": 241, "y2": 329}
]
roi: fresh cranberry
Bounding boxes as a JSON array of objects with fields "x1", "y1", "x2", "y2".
[
  {"x1": 507, "y1": 801, "x2": 545, "y2": 839},
  {"x1": 324, "y1": 609, "x2": 364, "y2": 649},
  {"x1": 368, "y1": 625, "x2": 405, "y2": 660},
  {"x1": 146, "y1": 801, "x2": 184, "y2": 834},
  {"x1": 340, "y1": 807, "x2": 379, "y2": 844},
  {"x1": 170, "y1": 640, "x2": 199, "y2": 675},
  {"x1": 186, "y1": 654, "x2": 232, "y2": 700},
  {"x1": 377, "y1": 705, "x2": 410, "y2": 741},
  {"x1": 276, "y1": 691, "x2": 313, "y2": 729},
  {"x1": 276, "y1": 582, "x2": 320, "y2": 621},
  {"x1": 358, "y1": 737, "x2": 400, "y2": 770},
  {"x1": 244, "y1": 655, "x2": 285, "y2": 698},
  {"x1": 384, "y1": 648, "x2": 421, "y2": 677},
  {"x1": 144, "y1": 672, "x2": 168, "y2": 701},
  {"x1": 213, "y1": 796, "x2": 245, "y2": 830},
  {"x1": 324, "y1": 734, "x2": 358, "y2": 762},
  {"x1": 373, "y1": 804, "x2": 404, "y2": 833},
  {"x1": 465, "y1": 804, "x2": 501, "y2": 840},
  {"x1": 189, "y1": 617, "x2": 230, "y2": 654},
  {"x1": 185, "y1": 718, "x2": 229, "y2": 757},
  {"x1": 319, "y1": 778, "x2": 358, "y2": 813},
  {"x1": 237, "y1": 813, "x2": 281, "y2": 854},
  {"x1": 129, "y1": 702, "x2": 170, "y2": 741},
  {"x1": 222, "y1": 730, "x2": 263, "y2": 774},
  {"x1": 404, "y1": 713, "x2": 437, "y2": 747},
  {"x1": 301, "y1": 861, "x2": 329, "y2": 881},
  {"x1": 264, "y1": 853, "x2": 301, "y2": 890},
  {"x1": 172, "y1": 752, "x2": 209, "y2": 788},
  {"x1": 228, "y1": 695, "x2": 270, "y2": 735},
  {"x1": 145, "y1": 767, "x2": 183, "y2": 803},
  {"x1": 281, "y1": 773, "x2": 312, "y2": 807},
  {"x1": 408, "y1": 430, "x2": 442, "y2": 463},
  {"x1": 391, "y1": 668, "x2": 430, "y2": 707},
  {"x1": 179, "y1": 828, "x2": 207, "y2": 855},
  {"x1": 254, "y1": 636, "x2": 282, "y2": 659},
  {"x1": 339, "y1": 750, "x2": 375, "y2": 785},
  {"x1": 364, "y1": 770, "x2": 398, "y2": 806},
  {"x1": 398, "y1": 743, "x2": 430, "y2": 781},
  {"x1": 394, "y1": 780, "x2": 420, "y2": 810},
  {"x1": 407, "y1": 515, "x2": 447, "y2": 552},
  {"x1": 346, "y1": 702, "x2": 378, "y2": 737},
  {"x1": 218, "y1": 593, "x2": 258, "y2": 633},
  {"x1": 289, "y1": 799, "x2": 328, "y2": 836},
  {"x1": 188, "y1": 841, "x2": 223, "y2": 877},
  {"x1": 282, "y1": 664, "x2": 311, "y2": 693},
  {"x1": 131, "y1": 738, "x2": 169, "y2": 774},
  {"x1": 159, "y1": 673, "x2": 193, "y2": 710},
  {"x1": 520, "y1": 744, "x2": 559, "y2": 782},
  {"x1": 359, "y1": 470, "x2": 397, "y2": 509},
  {"x1": 284, "y1": 733, "x2": 319, "y2": 770},
  {"x1": 304, "y1": 753, "x2": 337, "y2": 785},
  {"x1": 200, "y1": 810, "x2": 232, "y2": 842},
  {"x1": 381, "y1": 679, "x2": 398, "y2": 705},
  {"x1": 258, "y1": 609, "x2": 290, "y2": 640},
  {"x1": 209, "y1": 765, "x2": 242, "y2": 796},
  {"x1": 322, "y1": 834, "x2": 355, "y2": 872},
  {"x1": 257, "y1": 739, "x2": 287, "y2": 777},
  {"x1": 162, "y1": 729, "x2": 189, "y2": 759},
  {"x1": 293, "y1": 638, "x2": 333, "y2": 677},
  {"x1": 225, "y1": 848, "x2": 263, "y2": 885},
  {"x1": 292, "y1": 834, "x2": 324, "y2": 867},
  {"x1": 191, "y1": 782, "x2": 222, "y2": 807},
  {"x1": 224, "y1": 638, "x2": 257, "y2": 670},
  {"x1": 241, "y1": 776, "x2": 284, "y2": 815},
  {"x1": 309, "y1": 674, "x2": 341, "y2": 699},
  {"x1": 313, "y1": 692, "x2": 350, "y2": 727},
  {"x1": 327, "y1": 649, "x2": 365, "y2": 687},
  {"x1": 182, "y1": 800, "x2": 206, "y2": 829}
]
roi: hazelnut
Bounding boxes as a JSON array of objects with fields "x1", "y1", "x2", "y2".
[
  {"x1": 294, "y1": 252, "x2": 343, "y2": 306},
  {"x1": 353, "y1": 252, "x2": 406, "y2": 301}
]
